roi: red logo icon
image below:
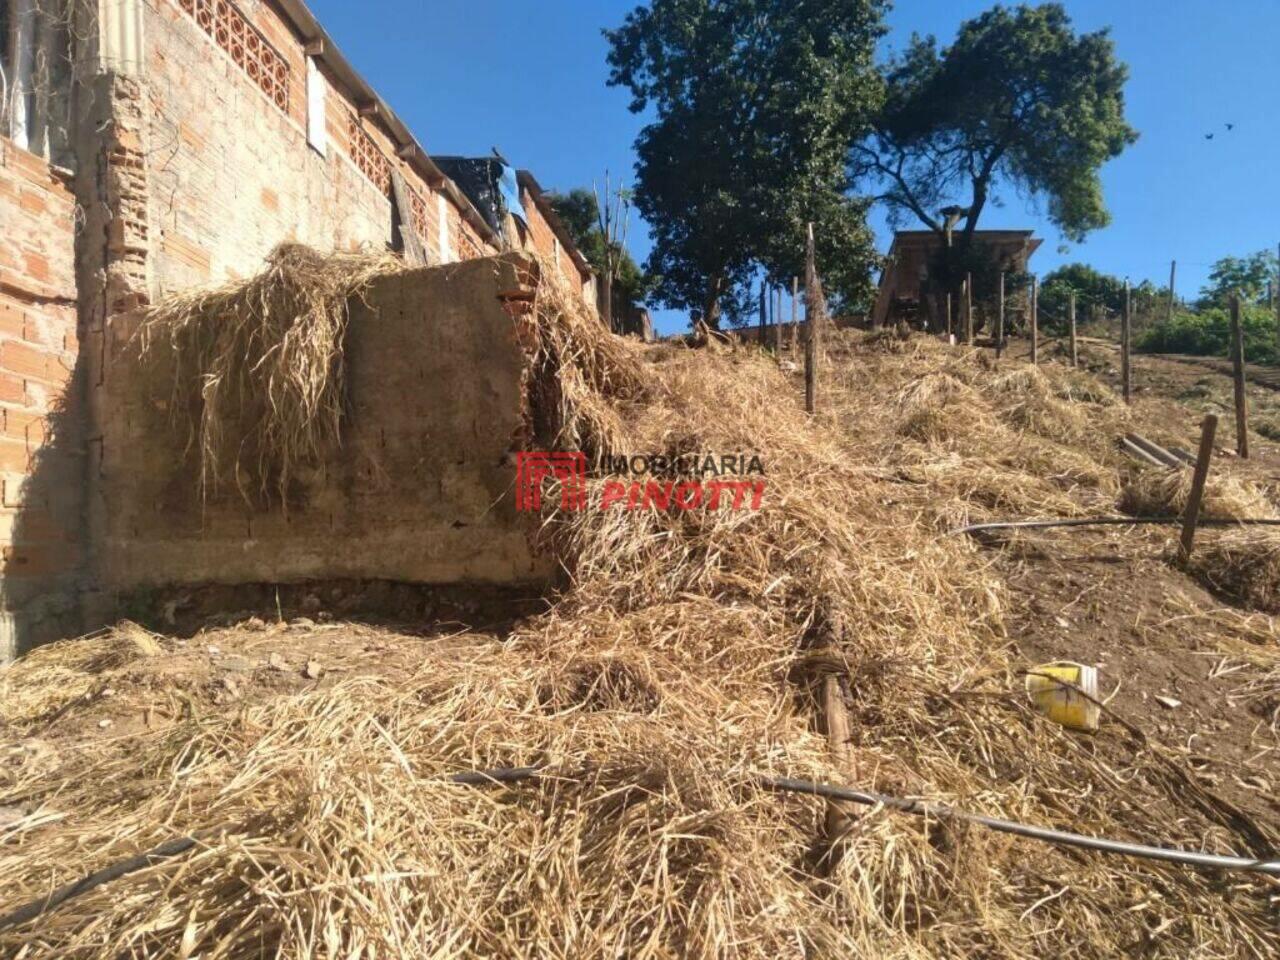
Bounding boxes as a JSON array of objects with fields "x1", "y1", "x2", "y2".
[{"x1": 515, "y1": 451, "x2": 587, "y2": 512}]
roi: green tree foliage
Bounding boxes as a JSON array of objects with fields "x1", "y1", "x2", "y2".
[
  {"x1": 853, "y1": 3, "x2": 1137, "y2": 248},
  {"x1": 1197, "y1": 250, "x2": 1278, "y2": 308},
  {"x1": 545, "y1": 187, "x2": 650, "y2": 304},
  {"x1": 1139, "y1": 304, "x2": 1278, "y2": 364},
  {"x1": 606, "y1": 0, "x2": 886, "y2": 326},
  {"x1": 1038, "y1": 263, "x2": 1126, "y2": 321}
]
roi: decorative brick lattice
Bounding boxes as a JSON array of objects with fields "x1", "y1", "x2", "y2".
[
  {"x1": 407, "y1": 186, "x2": 430, "y2": 239},
  {"x1": 177, "y1": 0, "x2": 290, "y2": 112},
  {"x1": 347, "y1": 115, "x2": 392, "y2": 193}
]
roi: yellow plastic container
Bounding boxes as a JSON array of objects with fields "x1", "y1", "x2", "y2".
[{"x1": 1025, "y1": 661, "x2": 1099, "y2": 732}]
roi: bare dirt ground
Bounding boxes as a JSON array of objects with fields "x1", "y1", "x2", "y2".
[{"x1": 972, "y1": 334, "x2": 1279, "y2": 830}]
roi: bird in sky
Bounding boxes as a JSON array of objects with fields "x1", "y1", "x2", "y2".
[
  {"x1": 1225, "y1": 123, "x2": 1235, "y2": 131},
  {"x1": 1205, "y1": 132, "x2": 1214, "y2": 140}
]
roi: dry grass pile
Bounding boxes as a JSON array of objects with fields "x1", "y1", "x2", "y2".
[
  {"x1": 1188, "y1": 531, "x2": 1280, "y2": 613},
  {"x1": 2, "y1": 273, "x2": 1277, "y2": 956},
  {"x1": 828, "y1": 336, "x2": 1128, "y2": 527},
  {"x1": 134, "y1": 244, "x2": 403, "y2": 504},
  {"x1": 1117, "y1": 467, "x2": 1276, "y2": 520}
]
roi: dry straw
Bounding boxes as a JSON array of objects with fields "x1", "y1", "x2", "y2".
[
  {"x1": 134, "y1": 244, "x2": 403, "y2": 506},
  {"x1": 1, "y1": 255, "x2": 1277, "y2": 957}
]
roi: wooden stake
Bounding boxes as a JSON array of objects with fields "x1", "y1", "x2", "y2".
[
  {"x1": 964, "y1": 272, "x2": 974, "y2": 344},
  {"x1": 1069, "y1": 291, "x2": 1078, "y2": 368},
  {"x1": 791, "y1": 276, "x2": 799, "y2": 354},
  {"x1": 1030, "y1": 278, "x2": 1039, "y2": 365},
  {"x1": 1275, "y1": 242, "x2": 1280, "y2": 360},
  {"x1": 945, "y1": 292, "x2": 953, "y2": 343},
  {"x1": 996, "y1": 272, "x2": 1005, "y2": 357},
  {"x1": 1121, "y1": 279, "x2": 1131, "y2": 404},
  {"x1": 774, "y1": 286, "x2": 783, "y2": 355},
  {"x1": 822, "y1": 673, "x2": 855, "y2": 840},
  {"x1": 804, "y1": 223, "x2": 818, "y2": 415},
  {"x1": 1167, "y1": 259, "x2": 1176, "y2": 325},
  {"x1": 1230, "y1": 294, "x2": 1249, "y2": 458},
  {"x1": 1179, "y1": 414, "x2": 1219, "y2": 561},
  {"x1": 758, "y1": 280, "x2": 767, "y2": 343}
]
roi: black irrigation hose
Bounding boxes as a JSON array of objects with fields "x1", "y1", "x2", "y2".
[
  {"x1": 445, "y1": 766, "x2": 1280, "y2": 876},
  {"x1": 3, "y1": 766, "x2": 1277, "y2": 933},
  {"x1": 951, "y1": 516, "x2": 1280, "y2": 537}
]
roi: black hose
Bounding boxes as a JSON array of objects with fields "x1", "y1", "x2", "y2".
[
  {"x1": 951, "y1": 516, "x2": 1280, "y2": 537},
  {"x1": 449, "y1": 766, "x2": 1280, "y2": 875}
]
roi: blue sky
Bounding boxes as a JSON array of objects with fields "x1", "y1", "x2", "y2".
[{"x1": 309, "y1": 1, "x2": 1280, "y2": 335}]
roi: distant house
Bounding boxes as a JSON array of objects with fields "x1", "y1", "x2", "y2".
[{"x1": 871, "y1": 230, "x2": 1042, "y2": 328}]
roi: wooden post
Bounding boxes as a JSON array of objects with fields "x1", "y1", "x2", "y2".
[
  {"x1": 1030, "y1": 278, "x2": 1039, "y2": 365},
  {"x1": 1121, "y1": 280, "x2": 1132, "y2": 404},
  {"x1": 1275, "y1": 242, "x2": 1280, "y2": 360},
  {"x1": 1230, "y1": 294, "x2": 1249, "y2": 458},
  {"x1": 823, "y1": 673, "x2": 854, "y2": 840},
  {"x1": 804, "y1": 223, "x2": 818, "y2": 414},
  {"x1": 1167, "y1": 260, "x2": 1176, "y2": 325},
  {"x1": 791, "y1": 276, "x2": 799, "y2": 354},
  {"x1": 774, "y1": 286, "x2": 783, "y2": 355},
  {"x1": 996, "y1": 272, "x2": 1005, "y2": 358},
  {"x1": 945, "y1": 293, "x2": 953, "y2": 343},
  {"x1": 759, "y1": 281, "x2": 767, "y2": 344},
  {"x1": 1179, "y1": 414, "x2": 1219, "y2": 562},
  {"x1": 1068, "y1": 291, "x2": 1078, "y2": 368},
  {"x1": 964, "y1": 272, "x2": 974, "y2": 344}
]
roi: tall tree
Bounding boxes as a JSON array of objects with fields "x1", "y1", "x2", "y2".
[
  {"x1": 546, "y1": 187, "x2": 650, "y2": 305},
  {"x1": 853, "y1": 3, "x2": 1137, "y2": 248},
  {"x1": 606, "y1": 0, "x2": 886, "y2": 326},
  {"x1": 1198, "y1": 250, "x2": 1278, "y2": 308}
]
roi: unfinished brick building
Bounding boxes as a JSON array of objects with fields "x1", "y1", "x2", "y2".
[{"x1": 0, "y1": 0, "x2": 598, "y2": 658}]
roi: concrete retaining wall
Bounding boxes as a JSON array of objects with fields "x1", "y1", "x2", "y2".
[{"x1": 93, "y1": 253, "x2": 553, "y2": 597}]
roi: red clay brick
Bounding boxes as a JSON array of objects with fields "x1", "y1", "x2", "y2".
[
  {"x1": 0, "y1": 341, "x2": 50, "y2": 381},
  {"x1": 0, "y1": 300, "x2": 25, "y2": 339},
  {"x1": 0, "y1": 375, "x2": 27, "y2": 405},
  {"x1": 0, "y1": 438, "x2": 30, "y2": 473}
]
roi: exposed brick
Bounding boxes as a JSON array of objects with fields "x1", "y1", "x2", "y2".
[
  {"x1": 0, "y1": 438, "x2": 30, "y2": 474},
  {"x1": 0, "y1": 375, "x2": 27, "y2": 405},
  {"x1": 0, "y1": 341, "x2": 56, "y2": 383},
  {"x1": 0, "y1": 300, "x2": 25, "y2": 339}
]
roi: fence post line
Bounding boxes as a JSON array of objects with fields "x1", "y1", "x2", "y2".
[
  {"x1": 1121, "y1": 280, "x2": 1132, "y2": 404},
  {"x1": 1178, "y1": 414, "x2": 1219, "y2": 562},
  {"x1": 996, "y1": 272, "x2": 1005, "y2": 358},
  {"x1": 945, "y1": 292, "x2": 953, "y2": 344},
  {"x1": 1230, "y1": 293, "x2": 1249, "y2": 458},
  {"x1": 1167, "y1": 260, "x2": 1176, "y2": 325},
  {"x1": 1069, "y1": 291, "x2": 1078, "y2": 368},
  {"x1": 1030, "y1": 278, "x2": 1039, "y2": 365}
]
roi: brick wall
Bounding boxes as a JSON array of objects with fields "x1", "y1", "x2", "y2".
[
  {"x1": 143, "y1": 0, "x2": 495, "y2": 296},
  {"x1": 518, "y1": 183, "x2": 596, "y2": 304},
  {"x1": 0, "y1": 136, "x2": 83, "y2": 658}
]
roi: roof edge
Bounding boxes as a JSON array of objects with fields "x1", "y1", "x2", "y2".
[
  {"x1": 272, "y1": 0, "x2": 499, "y2": 248},
  {"x1": 516, "y1": 171, "x2": 596, "y2": 279}
]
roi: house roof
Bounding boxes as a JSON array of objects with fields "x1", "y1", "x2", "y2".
[{"x1": 516, "y1": 171, "x2": 595, "y2": 280}]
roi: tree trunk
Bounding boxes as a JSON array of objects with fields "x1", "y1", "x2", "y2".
[{"x1": 703, "y1": 273, "x2": 725, "y2": 330}]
